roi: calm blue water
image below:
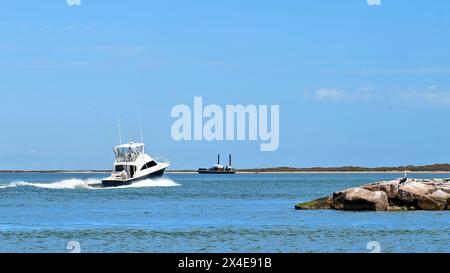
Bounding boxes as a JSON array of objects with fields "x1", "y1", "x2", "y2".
[{"x1": 0, "y1": 173, "x2": 448, "y2": 253}]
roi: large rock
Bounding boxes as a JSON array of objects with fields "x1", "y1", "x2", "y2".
[
  {"x1": 332, "y1": 188, "x2": 388, "y2": 211},
  {"x1": 417, "y1": 190, "x2": 450, "y2": 210},
  {"x1": 331, "y1": 187, "x2": 356, "y2": 210},
  {"x1": 437, "y1": 183, "x2": 450, "y2": 194},
  {"x1": 362, "y1": 180, "x2": 399, "y2": 199},
  {"x1": 431, "y1": 189, "x2": 450, "y2": 200},
  {"x1": 396, "y1": 181, "x2": 434, "y2": 206},
  {"x1": 295, "y1": 178, "x2": 450, "y2": 211}
]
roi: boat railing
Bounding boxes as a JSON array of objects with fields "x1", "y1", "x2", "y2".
[{"x1": 116, "y1": 154, "x2": 138, "y2": 163}]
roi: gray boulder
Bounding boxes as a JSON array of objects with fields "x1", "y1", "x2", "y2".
[
  {"x1": 332, "y1": 188, "x2": 388, "y2": 211},
  {"x1": 417, "y1": 190, "x2": 450, "y2": 210},
  {"x1": 396, "y1": 181, "x2": 434, "y2": 206},
  {"x1": 295, "y1": 178, "x2": 450, "y2": 211},
  {"x1": 362, "y1": 180, "x2": 399, "y2": 199},
  {"x1": 437, "y1": 184, "x2": 450, "y2": 194}
]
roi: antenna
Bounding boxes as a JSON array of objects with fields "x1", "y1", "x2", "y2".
[
  {"x1": 94, "y1": 106, "x2": 114, "y2": 150},
  {"x1": 139, "y1": 113, "x2": 144, "y2": 143},
  {"x1": 118, "y1": 115, "x2": 122, "y2": 144},
  {"x1": 139, "y1": 113, "x2": 145, "y2": 153},
  {"x1": 120, "y1": 118, "x2": 135, "y2": 142}
]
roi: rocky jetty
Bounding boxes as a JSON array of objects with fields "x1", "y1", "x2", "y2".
[{"x1": 295, "y1": 178, "x2": 450, "y2": 211}]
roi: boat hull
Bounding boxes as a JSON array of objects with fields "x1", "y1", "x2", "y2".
[
  {"x1": 197, "y1": 170, "x2": 236, "y2": 174},
  {"x1": 101, "y1": 168, "x2": 166, "y2": 187}
]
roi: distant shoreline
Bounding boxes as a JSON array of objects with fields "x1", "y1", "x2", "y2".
[
  {"x1": 2, "y1": 164, "x2": 450, "y2": 175},
  {"x1": 168, "y1": 170, "x2": 450, "y2": 174},
  {"x1": 0, "y1": 170, "x2": 111, "y2": 174},
  {"x1": 3, "y1": 171, "x2": 450, "y2": 174}
]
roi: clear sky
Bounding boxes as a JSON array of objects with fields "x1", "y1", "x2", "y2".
[{"x1": 1, "y1": 0, "x2": 450, "y2": 170}]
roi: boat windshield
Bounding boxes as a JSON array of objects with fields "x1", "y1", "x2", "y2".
[
  {"x1": 117, "y1": 147, "x2": 142, "y2": 155},
  {"x1": 115, "y1": 146, "x2": 143, "y2": 162}
]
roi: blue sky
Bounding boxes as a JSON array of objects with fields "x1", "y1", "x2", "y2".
[{"x1": 1, "y1": 0, "x2": 450, "y2": 170}]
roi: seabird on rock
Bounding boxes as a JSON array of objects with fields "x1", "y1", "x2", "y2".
[{"x1": 399, "y1": 171, "x2": 408, "y2": 184}]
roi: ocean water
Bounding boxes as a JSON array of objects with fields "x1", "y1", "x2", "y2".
[{"x1": 0, "y1": 173, "x2": 448, "y2": 253}]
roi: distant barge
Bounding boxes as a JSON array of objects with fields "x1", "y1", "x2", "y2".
[{"x1": 198, "y1": 154, "x2": 236, "y2": 174}]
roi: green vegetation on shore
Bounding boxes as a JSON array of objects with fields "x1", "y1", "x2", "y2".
[{"x1": 239, "y1": 164, "x2": 450, "y2": 173}]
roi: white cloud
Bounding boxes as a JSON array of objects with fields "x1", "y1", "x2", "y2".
[
  {"x1": 64, "y1": 23, "x2": 78, "y2": 31},
  {"x1": 400, "y1": 90, "x2": 450, "y2": 105},
  {"x1": 234, "y1": 40, "x2": 249, "y2": 47},
  {"x1": 104, "y1": 45, "x2": 147, "y2": 56},
  {"x1": 343, "y1": 68, "x2": 450, "y2": 76},
  {"x1": 313, "y1": 88, "x2": 376, "y2": 102},
  {"x1": 306, "y1": 85, "x2": 450, "y2": 106},
  {"x1": 367, "y1": 0, "x2": 382, "y2": 6},
  {"x1": 315, "y1": 88, "x2": 346, "y2": 101},
  {"x1": 67, "y1": 0, "x2": 81, "y2": 6}
]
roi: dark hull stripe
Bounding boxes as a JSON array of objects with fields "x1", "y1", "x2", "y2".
[{"x1": 101, "y1": 168, "x2": 166, "y2": 187}]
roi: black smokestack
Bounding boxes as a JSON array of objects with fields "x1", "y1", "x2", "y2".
[
  {"x1": 217, "y1": 154, "x2": 220, "y2": 165},
  {"x1": 229, "y1": 154, "x2": 232, "y2": 167}
]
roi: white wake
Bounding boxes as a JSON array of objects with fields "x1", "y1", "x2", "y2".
[{"x1": 0, "y1": 177, "x2": 180, "y2": 190}]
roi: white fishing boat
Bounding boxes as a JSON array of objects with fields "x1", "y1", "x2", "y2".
[{"x1": 102, "y1": 142, "x2": 170, "y2": 187}]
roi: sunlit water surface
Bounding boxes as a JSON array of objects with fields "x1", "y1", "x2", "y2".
[{"x1": 0, "y1": 173, "x2": 448, "y2": 253}]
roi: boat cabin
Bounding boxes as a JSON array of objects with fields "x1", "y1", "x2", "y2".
[{"x1": 111, "y1": 142, "x2": 145, "y2": 180}]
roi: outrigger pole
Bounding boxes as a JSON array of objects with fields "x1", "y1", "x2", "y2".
[
  {"x1": 118, "y1": 115, "x2": 122, "y2": 145},
  {"x1": 139, "y1": 113, "x2": 145, "y2": 153}
]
